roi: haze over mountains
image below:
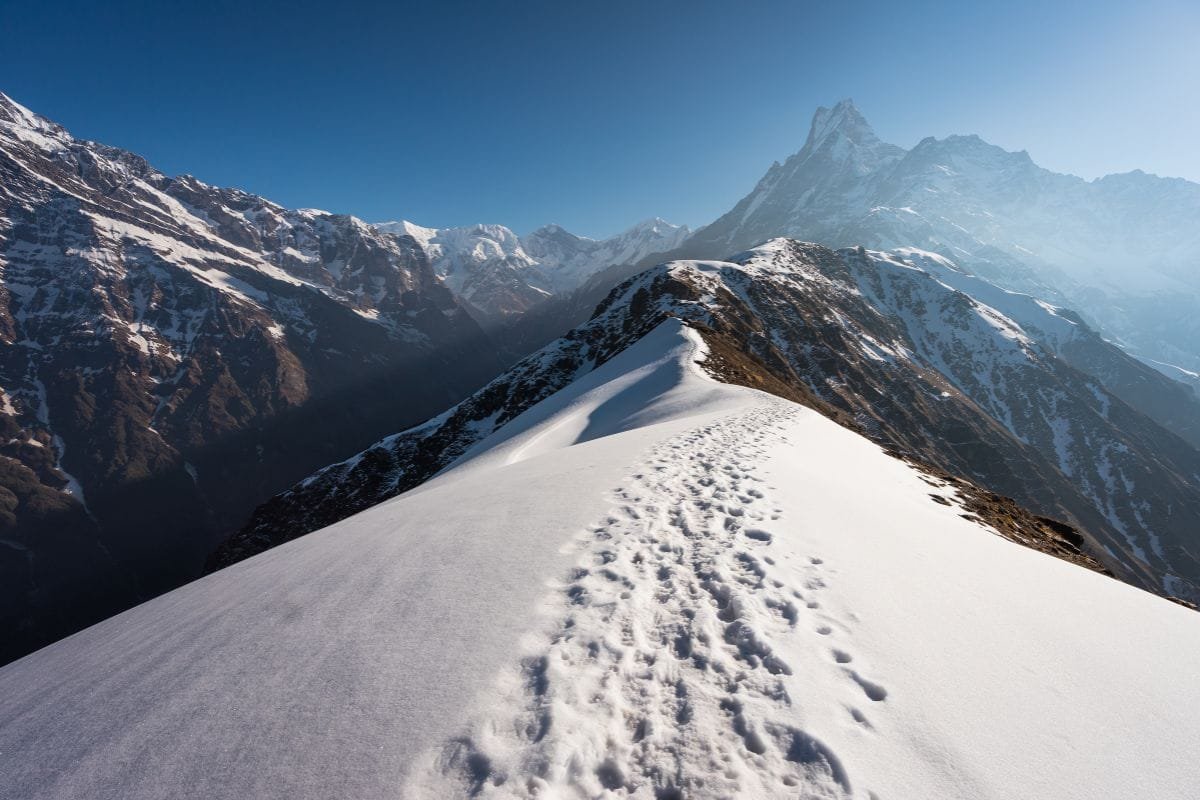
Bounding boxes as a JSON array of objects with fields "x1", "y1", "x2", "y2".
[
  {"x1": 1, "y1": 87, "x2": 1198, "y2": 679},
  {"x1": 683, "y1": 100, "x2": 1200, "y2": 385}
]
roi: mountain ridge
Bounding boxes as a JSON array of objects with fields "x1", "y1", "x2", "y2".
[
  {"x1": 681, "y1": 99, "x2": 1200, "y2": 378},
  {"x1": 219, "y1": 238, "x2": 1200, "y2": 605}
]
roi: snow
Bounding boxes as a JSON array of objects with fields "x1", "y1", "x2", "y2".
[
  {"x1": 892, "y1": 247, "x2": 1080, "y2": 350},
  {"x1": 1143, "y1": 357, "x2": 1200, "y2": 392},
  {"x1": 712, "y1": 100, "x2": 1200, "y2": 376},
  {"x1": 0, "y1": 93, "x2": 70, "y2": 152},
  {"x1": 0, "y1": 388, "x2": 18, "y2": 416},
  {"x1": 1, "y1": 320, "x2": 1198, "y2": 799},
  {"x1": 373, "y1": 217, "x2": 689, "y2": 302}
]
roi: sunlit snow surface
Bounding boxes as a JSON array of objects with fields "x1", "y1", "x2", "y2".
[{"x1": 1, "y1": 320, "x2": 1198, "y2": 799}]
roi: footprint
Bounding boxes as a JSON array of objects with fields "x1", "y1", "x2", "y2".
[
  {"x1": 848, "y1": 671, "x2": 888, "y2": 701},
  {"x1": 720, "y1": 698, "x2": 768, "y2": 755},
  {"x1": 771, "y1": 726, "x2": 853, "y2": 794},
  {"x1": 724, "y1": 619, "x2": 792, "y2": 675},
  {"x1": 832, "y1": 649, "x2": 853, "y2": 664},
  {"x1": 743, "y1": 528, "x2": 773, "y2": 543},
  {"x1": 848, "y1": 706, "x2": 872, "y2": 728},
  {"x1": 766, "y1": 598, "x2": 799, "y2": 625},
  {"x1": 816, "y1": 625, "x2": 833, "y2": 636}
]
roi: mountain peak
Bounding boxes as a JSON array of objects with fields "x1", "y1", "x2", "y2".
[
  {"x1": 527, "y1": 222, "x2": 588, "y2": 243},
  {"x1": 0, "y1": 91, "x2": 67, "y2": 145},
  {"x1": 626, "y1": 217, "x2": 685, "y2": 236},
  {"x1": 803, "y1": 98, "x2": 879, "y2": 151}
]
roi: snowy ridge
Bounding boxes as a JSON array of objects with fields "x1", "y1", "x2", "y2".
[
  {"x1": 215, "y1": 257, "x2": 722, "y2": 565},
  {"x1": 3, "y1": 319, "x2": 1198, "y2": 799},
  {"x1": 227, "y1": 238, "x2": 1200, "y2": 606},
  {"x1": 0, "y1": 93, "x2": 451, "y2": 333}
]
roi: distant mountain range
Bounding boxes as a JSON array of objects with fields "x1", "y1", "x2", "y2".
[
  {"x1": 681, "y1": 99, "x2": 1200, "y2": 386},
  {"x1": 374, "y1": 219, "x2": 688, "y2": 325}
]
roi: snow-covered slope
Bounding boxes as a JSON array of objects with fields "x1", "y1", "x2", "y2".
[
  {"x1": 227, "y1": 239, "x2": 1200, "y2": 605},
  {"x1": 891, "y1": 247, "x2": 1200, "y2": 447},
  {"x1": 3, "y1": 318, "x2": 1197, "y2": 800},
  {"x1": 372, "y1": 218, "x2": 689, "y2": 323},
  {"x1": 683, "y1": 99, "x2": 1200, "y2": 378}
]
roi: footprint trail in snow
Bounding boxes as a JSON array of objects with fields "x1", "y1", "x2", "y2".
[{"x1": 416, "y1": 401, "x2": 887, "y2": 799}]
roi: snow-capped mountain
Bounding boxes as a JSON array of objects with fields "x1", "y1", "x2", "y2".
[
  {"x1": 0, "y1": 92, "x2": 505, "y2": 663},
  {"x1": 683, "y1": 99, "x2": 1200, "y2": 380},
  {"x1": 4, "y1": 314, "x2": 1198, "y2": 800},
  {"x1": 372, "y1": 217, "x2": 689, "y2": 324},
  {"x1": 523, "y1": 217, "x2": 692, "y2": 285},
  {"x1": 222, "y1": 239, "x2": 1200, "y2": 605}
]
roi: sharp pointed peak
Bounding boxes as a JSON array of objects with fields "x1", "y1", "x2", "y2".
[
  {"x1": 0, "y1": 91, "x2": 24, "y2": 111},
  {"x1": 0, "y1": 91, "x2": 73, "y2": 151},
  {"x1": 0, "y1": 91, "x2": 50, "y2": 126},
  {"x1": 529, "y1": 222, "x2": 579, "y2": 237},
  {"x1": 803, "y1": 98, "x2": 878, "y2": 151},
  {"x1": 627, "y1": 216, "x2": 682, "y2": 233}
]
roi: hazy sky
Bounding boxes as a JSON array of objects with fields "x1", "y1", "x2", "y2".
[{"x1": 3, "y1": 0, "x2": 1196, "y2": 237}]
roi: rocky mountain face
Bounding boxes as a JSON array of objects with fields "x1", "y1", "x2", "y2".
[
  {"x1": 0, "y1": 93, "x2": 505, "y2": 663},
  {"x1": 373, "y1": 217, "x2": 689, "y2": 326},
  {"x1": 222, "y1": 239, "x2": 1200, "y2": 604},
  {"x1": 681, "y1": 100, "x2": 1200, "y2": 382}
]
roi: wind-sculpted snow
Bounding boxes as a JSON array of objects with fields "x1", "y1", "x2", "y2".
[
  {"x1": 6, "y1": 321, "x2": 1197, "y2": 799},
  {"x1": 213, "y1": 270, "x2": 721, "y2": 566}
]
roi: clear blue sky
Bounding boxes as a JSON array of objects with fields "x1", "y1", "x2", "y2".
[{"x1": 2, "y1": 0, "x2": 1196, "y2": 237}]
